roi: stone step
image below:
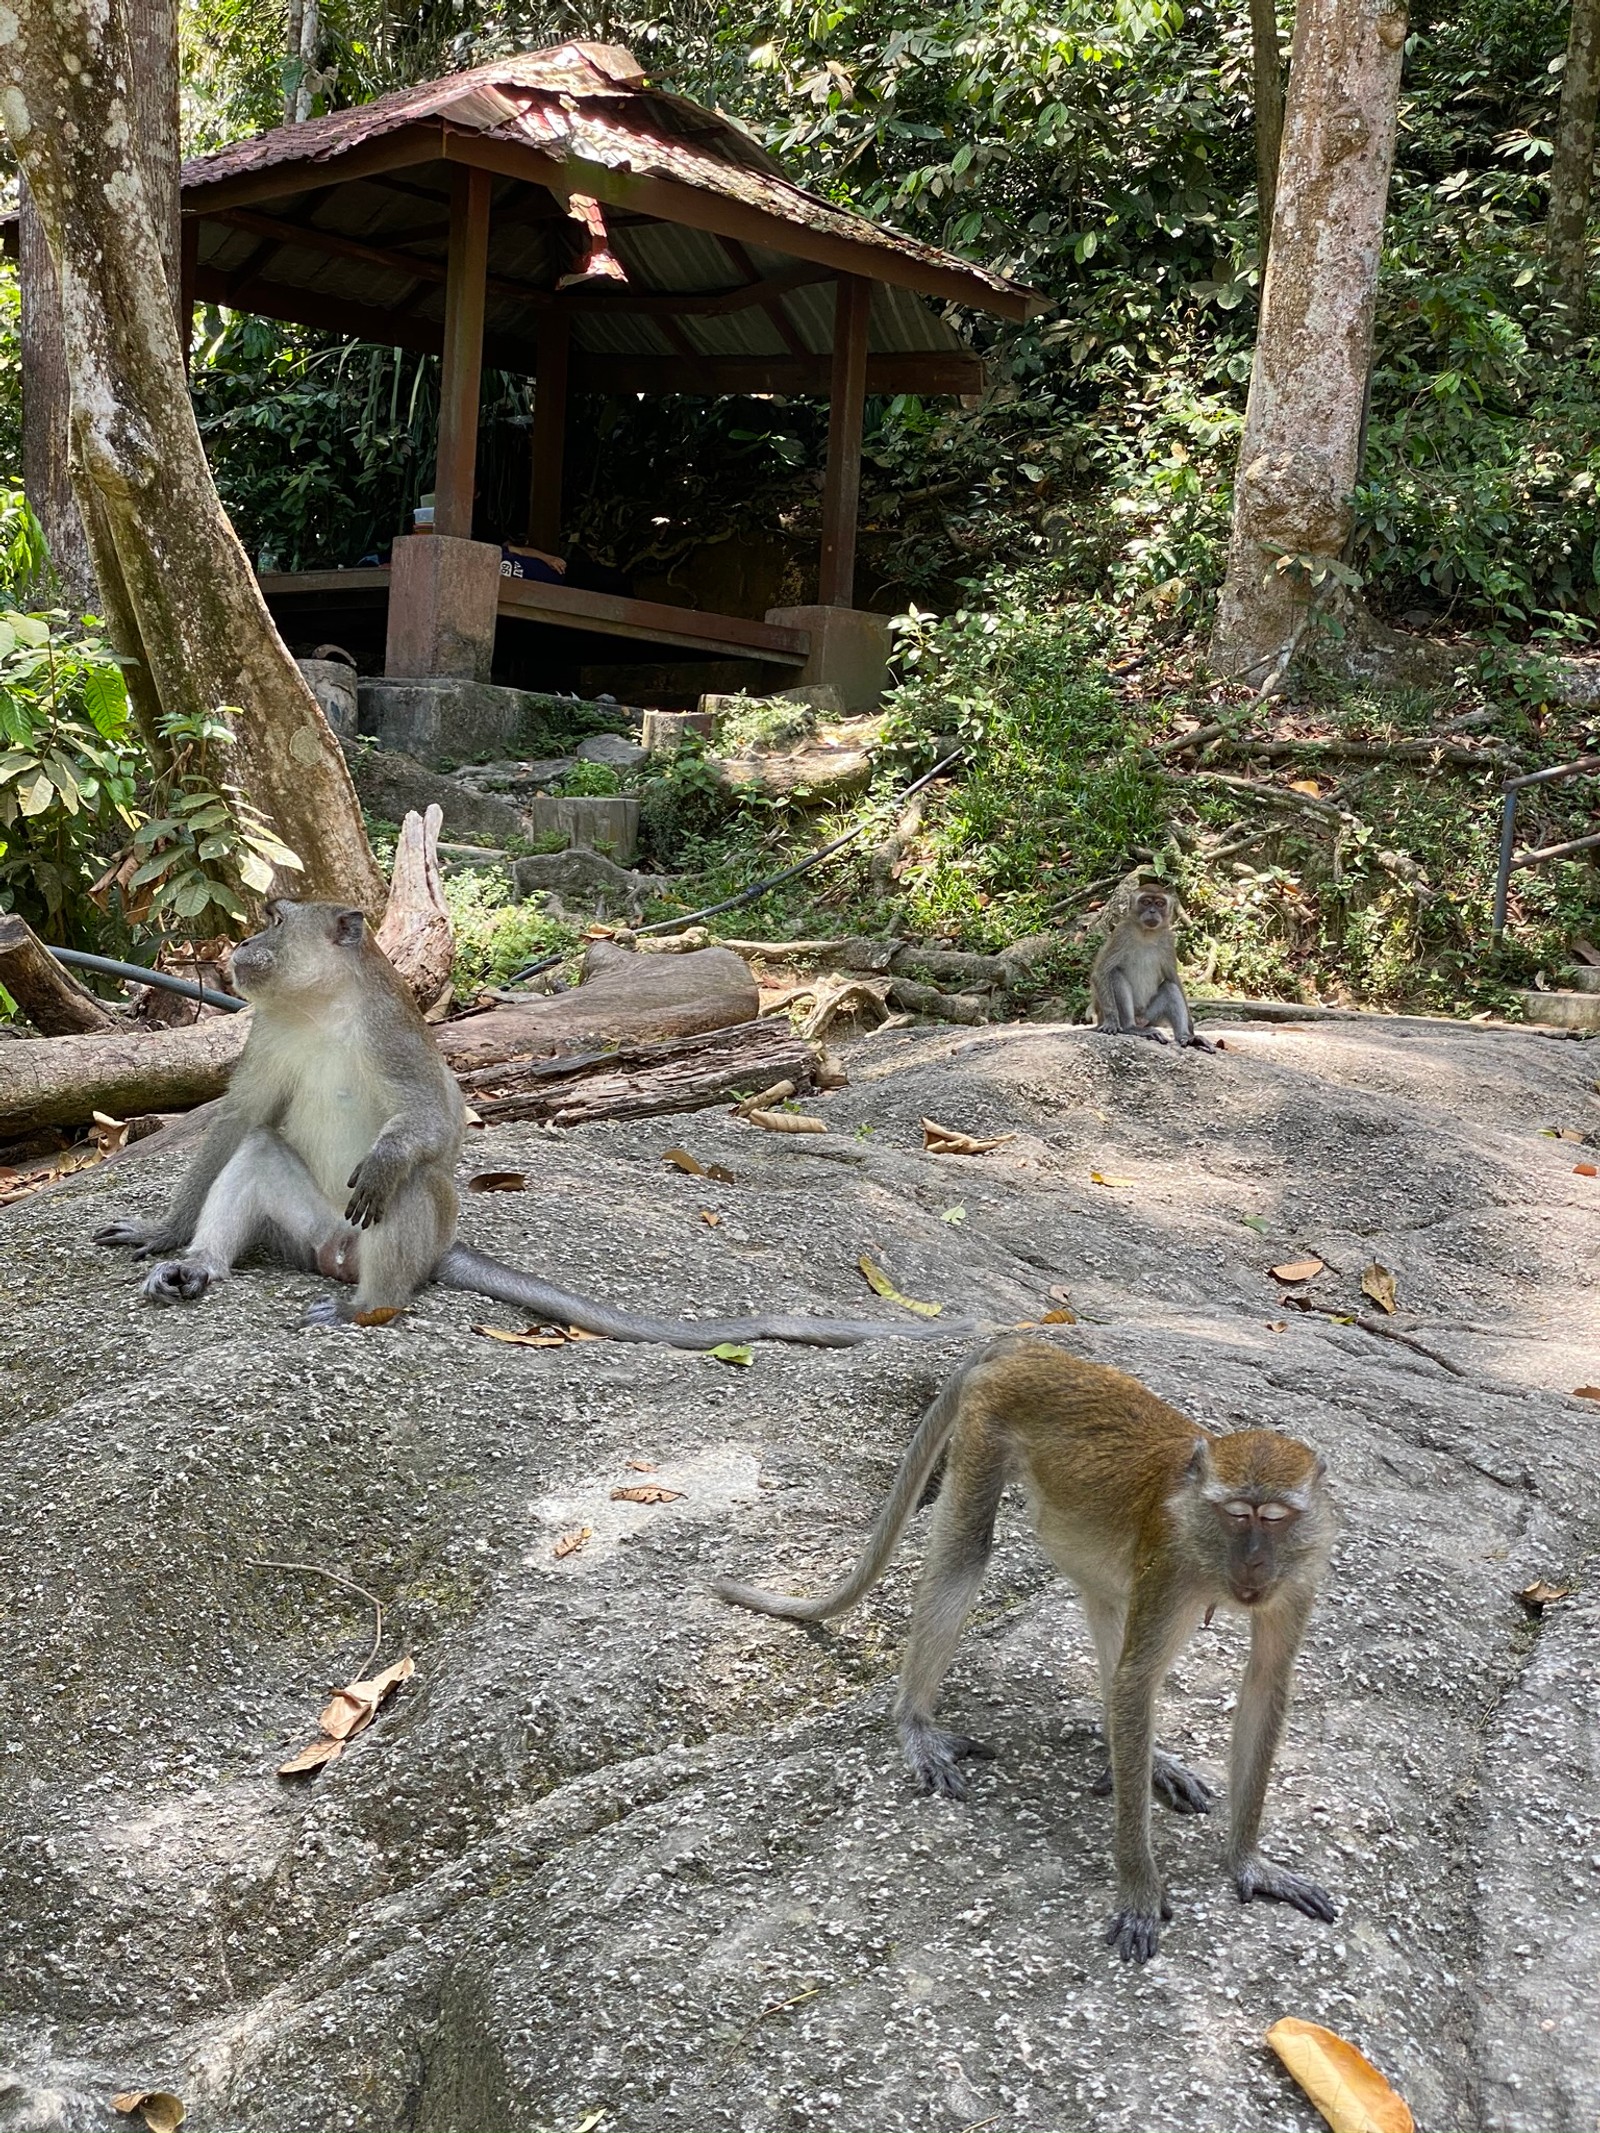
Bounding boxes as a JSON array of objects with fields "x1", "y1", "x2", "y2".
[{"x1": 1521, "y1": 989, "x2": 1600, "y2": 1032}]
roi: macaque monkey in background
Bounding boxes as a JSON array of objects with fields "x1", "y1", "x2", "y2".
[
  {"x1": 717, "y1": 1337, "x2": 1337, "y2": 1962},
  {"x1": 1091, "y1": 883, "x2": 1216, "y2": 1050},
  {"x1": 95, "y1": 901, "x2": 974, "y2": 1349}
]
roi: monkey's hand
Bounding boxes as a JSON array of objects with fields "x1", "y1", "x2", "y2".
[
  {"x1": 345, "y1": 1138, "x2": 410, "y2": 1229},
  {"x1": 1104, "y1": 1894, "x2": 1173, "y2": 1964},
  {"x1": 1233, "y1": 1856, "x2": 1336, "y2": 1922},
  {"x1": 141, "y1": 1257, "x2": 218, "y2": 1305},
  {"x1": 95, "y1": 1219, "x2": 188, "y2": 1259}
]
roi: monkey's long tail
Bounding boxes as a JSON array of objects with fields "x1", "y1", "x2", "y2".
[
  {"x1": 712, "y1": 1363, "x2": 971, "y2": 1622},
  {"x1": 434, "y1": 1244, "x2": 979, "y2": 1352}
]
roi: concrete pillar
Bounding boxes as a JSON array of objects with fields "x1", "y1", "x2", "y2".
[{"x1": 763, "y1": 604, "x2": 890, "y2": 711}]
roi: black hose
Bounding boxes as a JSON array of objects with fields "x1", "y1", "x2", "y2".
[
  {"x1": 48, "y1": 946, "x2": 245, "y2": 1013},
  {"x1": 505, "y1": 745, "x2": 966, "y2": 986}
]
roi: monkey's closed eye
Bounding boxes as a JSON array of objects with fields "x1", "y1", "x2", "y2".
[{"x1": 1258, "y1": 1504, "x2": 1295, "y2": 1523}]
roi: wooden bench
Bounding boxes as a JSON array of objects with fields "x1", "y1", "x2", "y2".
[{"x1": 257, "y1": 567, "x2": 810, "y2": 667}]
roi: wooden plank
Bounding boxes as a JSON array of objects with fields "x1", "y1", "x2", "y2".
[
  {"x1": 181, "y1": 124, "x2": 453, "y2": 213},
  {"x1": 258, "y1": 568, "x2": 390, "y2": 596},
  {"x1": 435, "y1": 164, "x2": 492, "y2": 539},
  {"x1": 819, "y1": 274, "x2": 871, "y2": 607},
  {"x1": 497, "y1": 576, "x2": 810, "y2": 661},
  {"x1": 440, "y1": 131, "x2": 1041, "y2": 322},
  {"x1": 528, "y1": 311, "x2": 569, "y2": 550}
]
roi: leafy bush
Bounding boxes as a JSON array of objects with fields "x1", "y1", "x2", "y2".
[
  {"x1": 443, "y1": 868, "x2": 583, "y2": 993},
  {"x1": 636, "y1": 738, "x2": 733, "y2": 868},
  {"x1": 557, "y1": 759, "x2": 623, "y2": 797}
]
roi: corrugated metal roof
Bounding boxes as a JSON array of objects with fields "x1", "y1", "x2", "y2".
[{"x1": 183, "y1": 39, "x2": 1046, "y2": 355}]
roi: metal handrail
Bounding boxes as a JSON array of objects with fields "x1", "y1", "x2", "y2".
[{"x1": 1491, "y1": 753, "x2": 1600, "y2": 939}]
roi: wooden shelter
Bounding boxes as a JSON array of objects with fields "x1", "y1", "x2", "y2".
[{"x1": 177, "y1": 43, "x2": 1046, "y2": 700}]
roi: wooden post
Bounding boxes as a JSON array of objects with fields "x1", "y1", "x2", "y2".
[
  {"x1": 527, "y1": 309, "x2": 570, "y2": 551},
  {"x1": 817, "y1": 274, "x2": 871, "y2": 608},
  {"x1": 434, "y1": 165, "x2": 492, "y2": 540},
  {"x1": 179, "y1": 215, "x2": 198, "y2": 370}
]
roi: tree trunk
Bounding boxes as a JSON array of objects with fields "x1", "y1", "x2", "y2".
[
  {"x1": 0, "y1": 0, "x2": 385, "y2": 910},
  {"x1": 1211, "y1": 1, "x2": 1409, "y2": 684},
  {"x1": 0, "y1": 914, "x2": 123, "y2": 1035},
  {"x1": 19, "y1": 0, "x2": 179, "y2": 620},
  {"x1": 1250, "y1": 0, "x2": 1287, "y2": 262},
  {"x1": 1549, "y1": 0, "x2": 1600, "y2": 329}
]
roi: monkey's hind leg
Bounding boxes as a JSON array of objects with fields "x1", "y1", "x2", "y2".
[
  {"x1": 141, "y1": 1130, "x2": 344, "y2": 1305},
  {"x1": 303, "y1": 1171, "x2": 453, "y2": 1326},
  {"x1": 1142, "y1": 978, "x2": 1217, "y2": 1054},
  {"x1": 895, "y1": 1432, "x2": 1005, "y2": 1801}
]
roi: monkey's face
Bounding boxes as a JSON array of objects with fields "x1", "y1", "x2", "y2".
[
  {"x1": 1184, "y1": 1436, "x2": 1331, "y2": 1607},
  {"x1": 1132, "y1": 891, "x2": 1173, "y2": 933},
  {"x1": 233, "y1": 900, "x2": 367, "y2": 1000}
]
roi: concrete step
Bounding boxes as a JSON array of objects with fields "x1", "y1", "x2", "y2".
[{"x1": 1521, "y1": 989, "x2": 1600, "y2": 1032}]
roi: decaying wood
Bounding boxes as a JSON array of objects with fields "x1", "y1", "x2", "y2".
[
  {"x1": 886, "y1": 977, "x2": 990, "y2": 1026},
  {"x1": 0, "y1": 914, "x2": 122, "y2": 1035},
  {"x1": 439, "y1": 941, "x2": 758, "y2": 1073},
  {"x1": 1219, "y1": 736, "x2": 1513, "y2": 771},
  {"x1": 375, "y1": 805, "x2": 455, "y2": 1018},
  {"x1": 467, "y1": 1016, "x2": 813, "y2": 1128},
  {"x1": 890, "y1": 944, "x2": 1011, "y2": 989},
  {"x1": 721, "y1": 936, "x2": 900, "y2": 972},
  {"x1": 0, "y1": 1015, "x2": 248, "y2": 1134}
]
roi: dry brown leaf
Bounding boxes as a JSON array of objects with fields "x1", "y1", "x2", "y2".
[
  {"x1": 1519, "y1": 1579, "x2": 1575, "y2": 1612},
  {"x1": 111, "y1": 2092, "x2": 185, "y2": 2133},
  {"x1": 467, "y1": 1170, "x2": 528, "y2": 1192},
  {"x1": 91, "y1": 1110, "x2": 130, "y2": 1156},
  {"x1": 1271, "y1": 1257, "x2": 1327, "y2": 1284},
  {"x1": 277, "y1": 1735, "x2": 344, "y2": 1777},
  {"x1": 1267, "y1": 1320, "x2": 1288, "y2": 1332},
  {"x1": 625, "y1": 1458, "x2": 658, "y2": 1471},
  {"x1": 663, "y1": 1147, "x2": 707, "y2": 1175},
  {"x1": 1048, "y1": 1283, "x2": 1074, "y2": 1303},
  {"x1": 734, "y1": 1079, "x2": 797, "y2": 1114},
  {"x1": 1360, "y1": 1262, "x2": 1398, "y2": 1314},
  {"x1": 1575, "y1": 1162, "x2": 1598, "y2": 1178},
  {"x1": 743, "y1": 1107, "x2": 827, "y2": 1134},
  {"x1": 700, "y1": 1209, "x2": 721, "y2": 1227},
  {"x1": 1090, "y1": 1170, "x2": 1136, "y2": 1188},
  {"x1": 1548, "y1": 1127, "x2": 1588, "y2": 1144},
  {"x1": 566, "y1": 1326, "x2": 603, "y2": 1342},
  {"x1": 858, "y1": 1254, "x2": 943, "y2": 1318},
  {"x1": 1039, "y1": 1308, "x2": 1078, "y2": 1324},
  {"x1": 610, "y1": 1485, "x2": 683, "y2": 1505},
  {"x1": 1289, "y1": 777, "x2": 1324, "y2": 796},
  {"x1": 554, "y1": 1525, "x2": 592, "y2": 1560},
  {"x1": 351, "y1": 1306, "x2": 404, "y2": 1327},
  {"x1": 1573, "y1": 1386, "x2": 1600, "y2": 1402},
  {"x1": 921, "y1": 1116, "x2": 1015, "y2": 1155},
  {"x1": 1265, "y1": 2017, "x2": 1414, "y2": 2133},
  {"x1": 319, "y1": 1654, "x2": 415, "y2": 1743},
  {"x1": 473, "y1": 1323, "x2": 568, "y2": 1348}
]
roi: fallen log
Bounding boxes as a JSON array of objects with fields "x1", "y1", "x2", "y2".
[
  {"x1": 886, "y1": 976, "x2": 990, "y2": 1026},
  {"x1": 0, "y1": 914, "x2": 123, "y2": 1036},
  {"x1": 467, "y1": 1016, "x2": 814, "y2": 1128},
  {"x1": 438, "y1": 941, "x2": 757, "y2": 1073},
  {"x1": 0, "y1": 1014, "x2": 249, "y2": 1134}
]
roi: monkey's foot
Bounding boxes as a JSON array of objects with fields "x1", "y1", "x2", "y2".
[
  {"x1": 1234, "y1": 1857, "x2": 1337, "y2": 1922},
  {"x1": 1183, "y1": 1034, "x2": 1221, "y2": 1055},
  {"x1": 1092, "y1": 1749, "x2": 1212, "y2": 1815},
  {"x1": 900, "y1": 1721, "x2": 996, "y2": 1801},
  {"x1": 141, "y1": 1258, "x2": 215, "y2": 1305},
  {"x1": 1104, "y1": 1896, "x2": 1173, "y2": 1964}
]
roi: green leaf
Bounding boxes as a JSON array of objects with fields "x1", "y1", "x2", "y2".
[
  {"x1": 80, "y1": 662, "x2": 130, "y2": 739},
  {"x1": 0, "y1": 622, "x2": 17, "y2": 661},
  {"x1": 237, "y1": 849, "x2": 276, "y2": 892},
  {"x1": 706, "y1": 1342, "x2": 754, "y2": 1366},
  {"x1": 128, "y1": 852, "x2": 176, "y2": 889},
  {"x1": 173, "y1": 875, "x2": 217, "y2": 918},
  {"x1": 1, "y1": 611, "x2": 51, "y2": 649},
  {"x1": 17, "y1": 769, "x2": 55, "y2": 817},
  {"x1": 196, "y1": 834, "x2": 234, "y2": 860}
]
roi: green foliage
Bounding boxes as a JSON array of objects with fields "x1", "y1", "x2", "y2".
[
  {"x1": 123, "y1": 708, "x2": 303, "y2": 929},
  {"x1": 0, "y1": 582, "x2": 141, "y2": 938},
  {"x1": 716, "y1": 695, "x2": 812, "y2": 753},
  {"x1": 635, "y1": 737, "x2": 733, "y2": 869},
  {"x1": 443, "y1": 867, "x2": 583, "y2": 993},
  {"x1": 557, "y1": 759, "x2": 623, "y2": 796}
]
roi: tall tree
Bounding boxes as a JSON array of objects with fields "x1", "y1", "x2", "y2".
[
  {"x1": 0, "y1": 0, "x2": 384, "y2": 907},
  {"x1": 1548, "y1": 0, "x2": 1600, "y2": 329},
  {"x1": 21, "y1": 0, "x2": 179, "y2": 619},
  {"x1": 1211, "y1": 0, "x2": 1409, "y2": 683},
  {"x1": 1250, "y1": 0, "x2": 1287, "y2": 262}
]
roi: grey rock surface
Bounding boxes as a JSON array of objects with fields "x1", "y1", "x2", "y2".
[
  {"x1": 1, "y1": 1019, "x2": 1597, "y2": 2132},
  {"x1": 341, "y1": 742, "x2": 526, "y2": 848},
  {"x1": 576, "y1": 735, "x2": 648, "y2": 771}
]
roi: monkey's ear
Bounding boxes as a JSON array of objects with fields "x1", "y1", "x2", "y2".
[
  {"x1": 331, "y1": 908, "x2": 366, "y2": 947},
  {"x1": 1184, "y1": 1438, "x2": 1214, "y2": 1484}
]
